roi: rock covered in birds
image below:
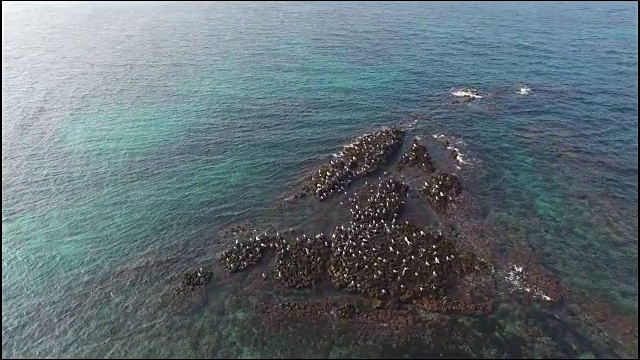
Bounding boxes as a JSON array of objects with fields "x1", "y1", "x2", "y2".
[
  {"x1": 302, "y1": 128, "x2": 405, "y2": 200},
  {"x1": 419, "y1": 172, "x2": 463, "y2": 210},
  {"x1": 273, "y1": 233, "x2": 332, "y2": 288},
  {"x1": 219, "y1": 233, "x2": 285, "y2": 272},
  {"x1": 179, "y1": 267, "x2": 213, "y2": 292},
  {"x1": 327, "y1": 219, "x2": 481, "y2": 302},
  {"x1": 215, "y1": 129, "x2": 503, "y2": 319},
  {"x1": 348, "y1": 177, "x2": 409, "y2": 223},
  {"x1": 397, "y1": 139, "x2": 435, "y2": 173}
]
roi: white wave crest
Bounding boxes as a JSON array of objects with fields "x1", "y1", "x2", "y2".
[
  {"x1": 504, "y1": 264, "x2": 553, "y2": 302},
  {"x1": 450, "y1": 88, "x2": 483, "y2": 99},
  {"x1": 432, "y1": 133, "x2": 475, "y2": 168},
  {"x1": 518, "y1": 87, "x2": 532, "y2": 95}
]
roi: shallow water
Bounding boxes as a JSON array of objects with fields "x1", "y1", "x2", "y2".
[{"x1": 2, "y1": 2, "x2": 637, "y2": 358}]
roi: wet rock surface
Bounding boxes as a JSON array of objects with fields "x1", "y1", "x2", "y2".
[{"x1": 569, "y1": 291, "x2": 639, "y2": 357}]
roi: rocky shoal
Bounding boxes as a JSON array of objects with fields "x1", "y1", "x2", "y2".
[
  {"x1": 179, "y1": 127, "x2": 571, "y2": 321},
  {"x1": 167, "y1": 124, "x2": 634, "y2": 359}
]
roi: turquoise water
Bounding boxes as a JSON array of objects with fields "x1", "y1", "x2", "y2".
[{"x1": 2, "y1": 1, "x2": 637, "y2": 358}]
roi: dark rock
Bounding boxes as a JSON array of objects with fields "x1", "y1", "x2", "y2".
[
  {"x1": 179, "y1": 267, "x2": 213, "y2": 293},
  {"x1": 372, "y1": 299, "x2": 385, "y2": 310},
  {"x1": 337, "y1": 304, "x2": 358, "y2": 319}
]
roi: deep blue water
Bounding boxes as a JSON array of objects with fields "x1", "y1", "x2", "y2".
[{"x1": 2, "y1": 1, "x2": 637, "y2": 358}]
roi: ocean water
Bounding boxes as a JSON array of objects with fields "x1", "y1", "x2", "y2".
[{"x1": 2, "y1": 1, "x2": 637, "y2": 358}]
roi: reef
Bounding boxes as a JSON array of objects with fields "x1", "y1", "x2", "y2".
[
  {"x1": 172, "y1": 125, "x2": 632, "y2": 359},
  {"x1": 209, "y1": 127, "x2": 497, "y2": 317}
]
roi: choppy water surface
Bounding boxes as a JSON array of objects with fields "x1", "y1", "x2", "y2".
[{"x1": 2, "y1": 2, "x2": 637, "y2": 358}]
